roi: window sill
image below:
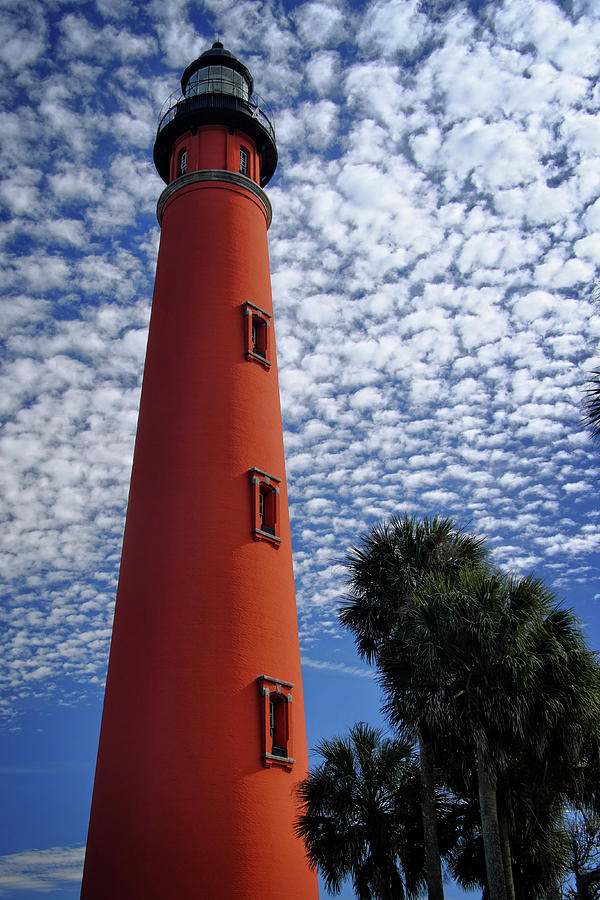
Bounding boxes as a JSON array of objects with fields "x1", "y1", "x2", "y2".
[
  {"x1": 263, "y1": 752, "x2": 295, "y2": 771},
  {"x1": 253, "y1": 528, "x2": 281, "y2": 546},
  {"x1": 246, "y1": 350, "x2": 271, "y2": 369}
]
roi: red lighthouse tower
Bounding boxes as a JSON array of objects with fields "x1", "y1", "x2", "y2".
[{"x1": 80, "y1": 43, "x2": 319, "y2": 900}]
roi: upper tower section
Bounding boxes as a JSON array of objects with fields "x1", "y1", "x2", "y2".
[{"x1": 154, "y1": 42, "x2": 278, "y2": 188}]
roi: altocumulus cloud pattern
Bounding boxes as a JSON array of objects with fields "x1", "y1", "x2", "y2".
[{"x1": 1, "y1": 0, "x2": 600, "y2": 747}]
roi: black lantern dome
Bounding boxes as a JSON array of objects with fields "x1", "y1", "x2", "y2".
[
  {"x1": 154, "y1": 43, "x2": 277, "y2": 187},
  {"x1": 180, "y1": 42, "x2": 254, "y2": 98}
]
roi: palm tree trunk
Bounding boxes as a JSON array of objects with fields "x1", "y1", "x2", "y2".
[
  {"x1": 541, "y1": 844, "x2": 562, "y2": 900},
  {"x1": 418, "y1": 730, "x2": 444, "y2": 900},
  {"x1": 477, "y1": 755, "x2": 507, "y2": 900},
  {"x1": 497, "y1": 802, "x2": 515, "y2": 900}
]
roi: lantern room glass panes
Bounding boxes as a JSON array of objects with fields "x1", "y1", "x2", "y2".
[{"x1": 185, "y1": 66, "x2": 249, "y2": 101}]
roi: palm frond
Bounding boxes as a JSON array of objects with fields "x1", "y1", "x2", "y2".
[
  {"x1": 295, "y1": 723, "x2": 425, "y2": 899},
  {"x1": 583, "y1": 369, "x2": 600, "y2": 439}
]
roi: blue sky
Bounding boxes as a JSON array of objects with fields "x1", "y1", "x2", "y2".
[{"x1": 1, "y1": 0, "x2": 600, "y2": 897}]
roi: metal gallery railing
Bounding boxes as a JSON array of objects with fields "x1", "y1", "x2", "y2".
[{"x1": 157, "y1": 89, "x2": 276, "y2": 144}]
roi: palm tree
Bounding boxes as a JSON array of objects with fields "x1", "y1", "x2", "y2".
[
  {"x1": 583, "y1": 369, "x2": 600, "y2": 439},
  {"x1": 340, "y1": 515, "x2": 488, "y2": 663},
  {"x1": 294, "y1": 723, "x2": 426, "y2": 899},
  {"x1": 381, "y1": 568, "x2": 600, "y2": 900},
  {"x1": 510, "y1": 612, "x2": 600, "y2": 899},
  {"x1": 339, "y1": 515, "x2": 488, "y2": 900},
  {"x1": 565, "y1": 807, "x2": 600, "y2": 898},
  {"x1": 439, "y1": 692, "x2": 600, "y2": 899}
]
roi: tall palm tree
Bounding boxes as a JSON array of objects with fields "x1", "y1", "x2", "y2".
[
  {"x1": 565, "y1": 807, "x2": 600, "y2": 898},
  {"x1": 339, "y1": 515, "x2": 488, "y2": 900},
  {"x1": 437, "y1": 699, "x2": 600, "y2": 899},
  {"x1": 381, "y1": 568, "x2": 600, "y2": 900},
  {"x1": 510, "y1": 611, "x2": 600, "y2": 898},
  {"x1": 294, "y1": 723, "x2": 426, "y2": 899}
]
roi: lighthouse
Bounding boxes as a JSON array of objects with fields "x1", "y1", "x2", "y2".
[{"x1": 80, "y1": 43, "x2": 319, "y2": 900}]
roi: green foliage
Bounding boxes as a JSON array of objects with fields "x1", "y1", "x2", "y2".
[
  {"x1": 381, "y1": 568, "x2": 600, "y2": 772},
  {"x1": 340, "y1": 514, "x2": 488, "y2": 664},
  {"x1": 295, "y1": 723, "x2": 426, "y2": 899},
  {"x1": 331, "y1": 513, "x2": 600, "y2": 898},
  {"x1": 583, "y1": 371, "x2": 600, "y2": 441},
  {"x1": 565, "y1": 808, "x2": 600, "y2": 899}
]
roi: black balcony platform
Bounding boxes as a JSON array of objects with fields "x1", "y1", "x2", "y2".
[{"x1": 153, "y1": 92, "x2": 277, "y2": 187}]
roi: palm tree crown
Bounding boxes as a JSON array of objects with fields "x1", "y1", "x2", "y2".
[
  {"x1": 295, "y1": 723, "x2": 426, "y2": 900},
  {"x1": 340, "y1": 514, "x2": 488, "y2": 664}
]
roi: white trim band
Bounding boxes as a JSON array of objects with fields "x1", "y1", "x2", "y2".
[{"x1": 156, "y1": 169, "x2": 272, "y2": 227}]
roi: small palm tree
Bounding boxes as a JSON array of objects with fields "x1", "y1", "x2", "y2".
[{"x1": 295, "y1": 723, "x2": 426, "y2": 900}]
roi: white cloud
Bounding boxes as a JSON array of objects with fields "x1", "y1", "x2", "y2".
[
  {"x1": 494, "y1": 0, "x2": 600, "y2": 78},
  {"x1": 59, "y1": 15, "x2": 156, "y2": 62},
  {"x1": 305, "y1": 51, "x2": 339, "y2": 96},
  {"x1": 302, "y1": 656, "x2": 373, "y2": 678},
  {"x1": 0, "y1": 846, "x2": 84, "y2": 896},
  {"x1": 574, "y1": 234, "x2": 600, "y2": 264},
  {"x1": 293, "y1": 1, "x2": 347, "y2": 49},
  {"x1": 0, "y1": 4, "x2": 47, "y2": 71},
  {"x1": 357, "y1": 0, "x2": 430, "y2": 56},
  {"x1": 442, "y1": 118, "x2": 542, "y2": 193}
]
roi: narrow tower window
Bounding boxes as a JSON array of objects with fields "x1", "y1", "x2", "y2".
[
  {"x1": 242, "y1": 301, "x2": 271, "y2": 368},
  {"x1": 270, "y1": 696, "x2": 287, "y2": 756},
  {"x1": 239, "y1": 147, "x2": 248, "y2": 175},
  {"x1": 178, "y1": 149, "x2": 187, "y2": 176},
  {"x1": 259, "y1": 483, "x2": 276, "y2": 535},
  {"x1": 249, "y1": 468, "x2": 281, "y2": 545},
  {"x1": 258, "y1": 676, "x2": 294, "y2": 770},
  {"x1": 252, "y1": 318, "x2": 267, "y2": 359}
]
